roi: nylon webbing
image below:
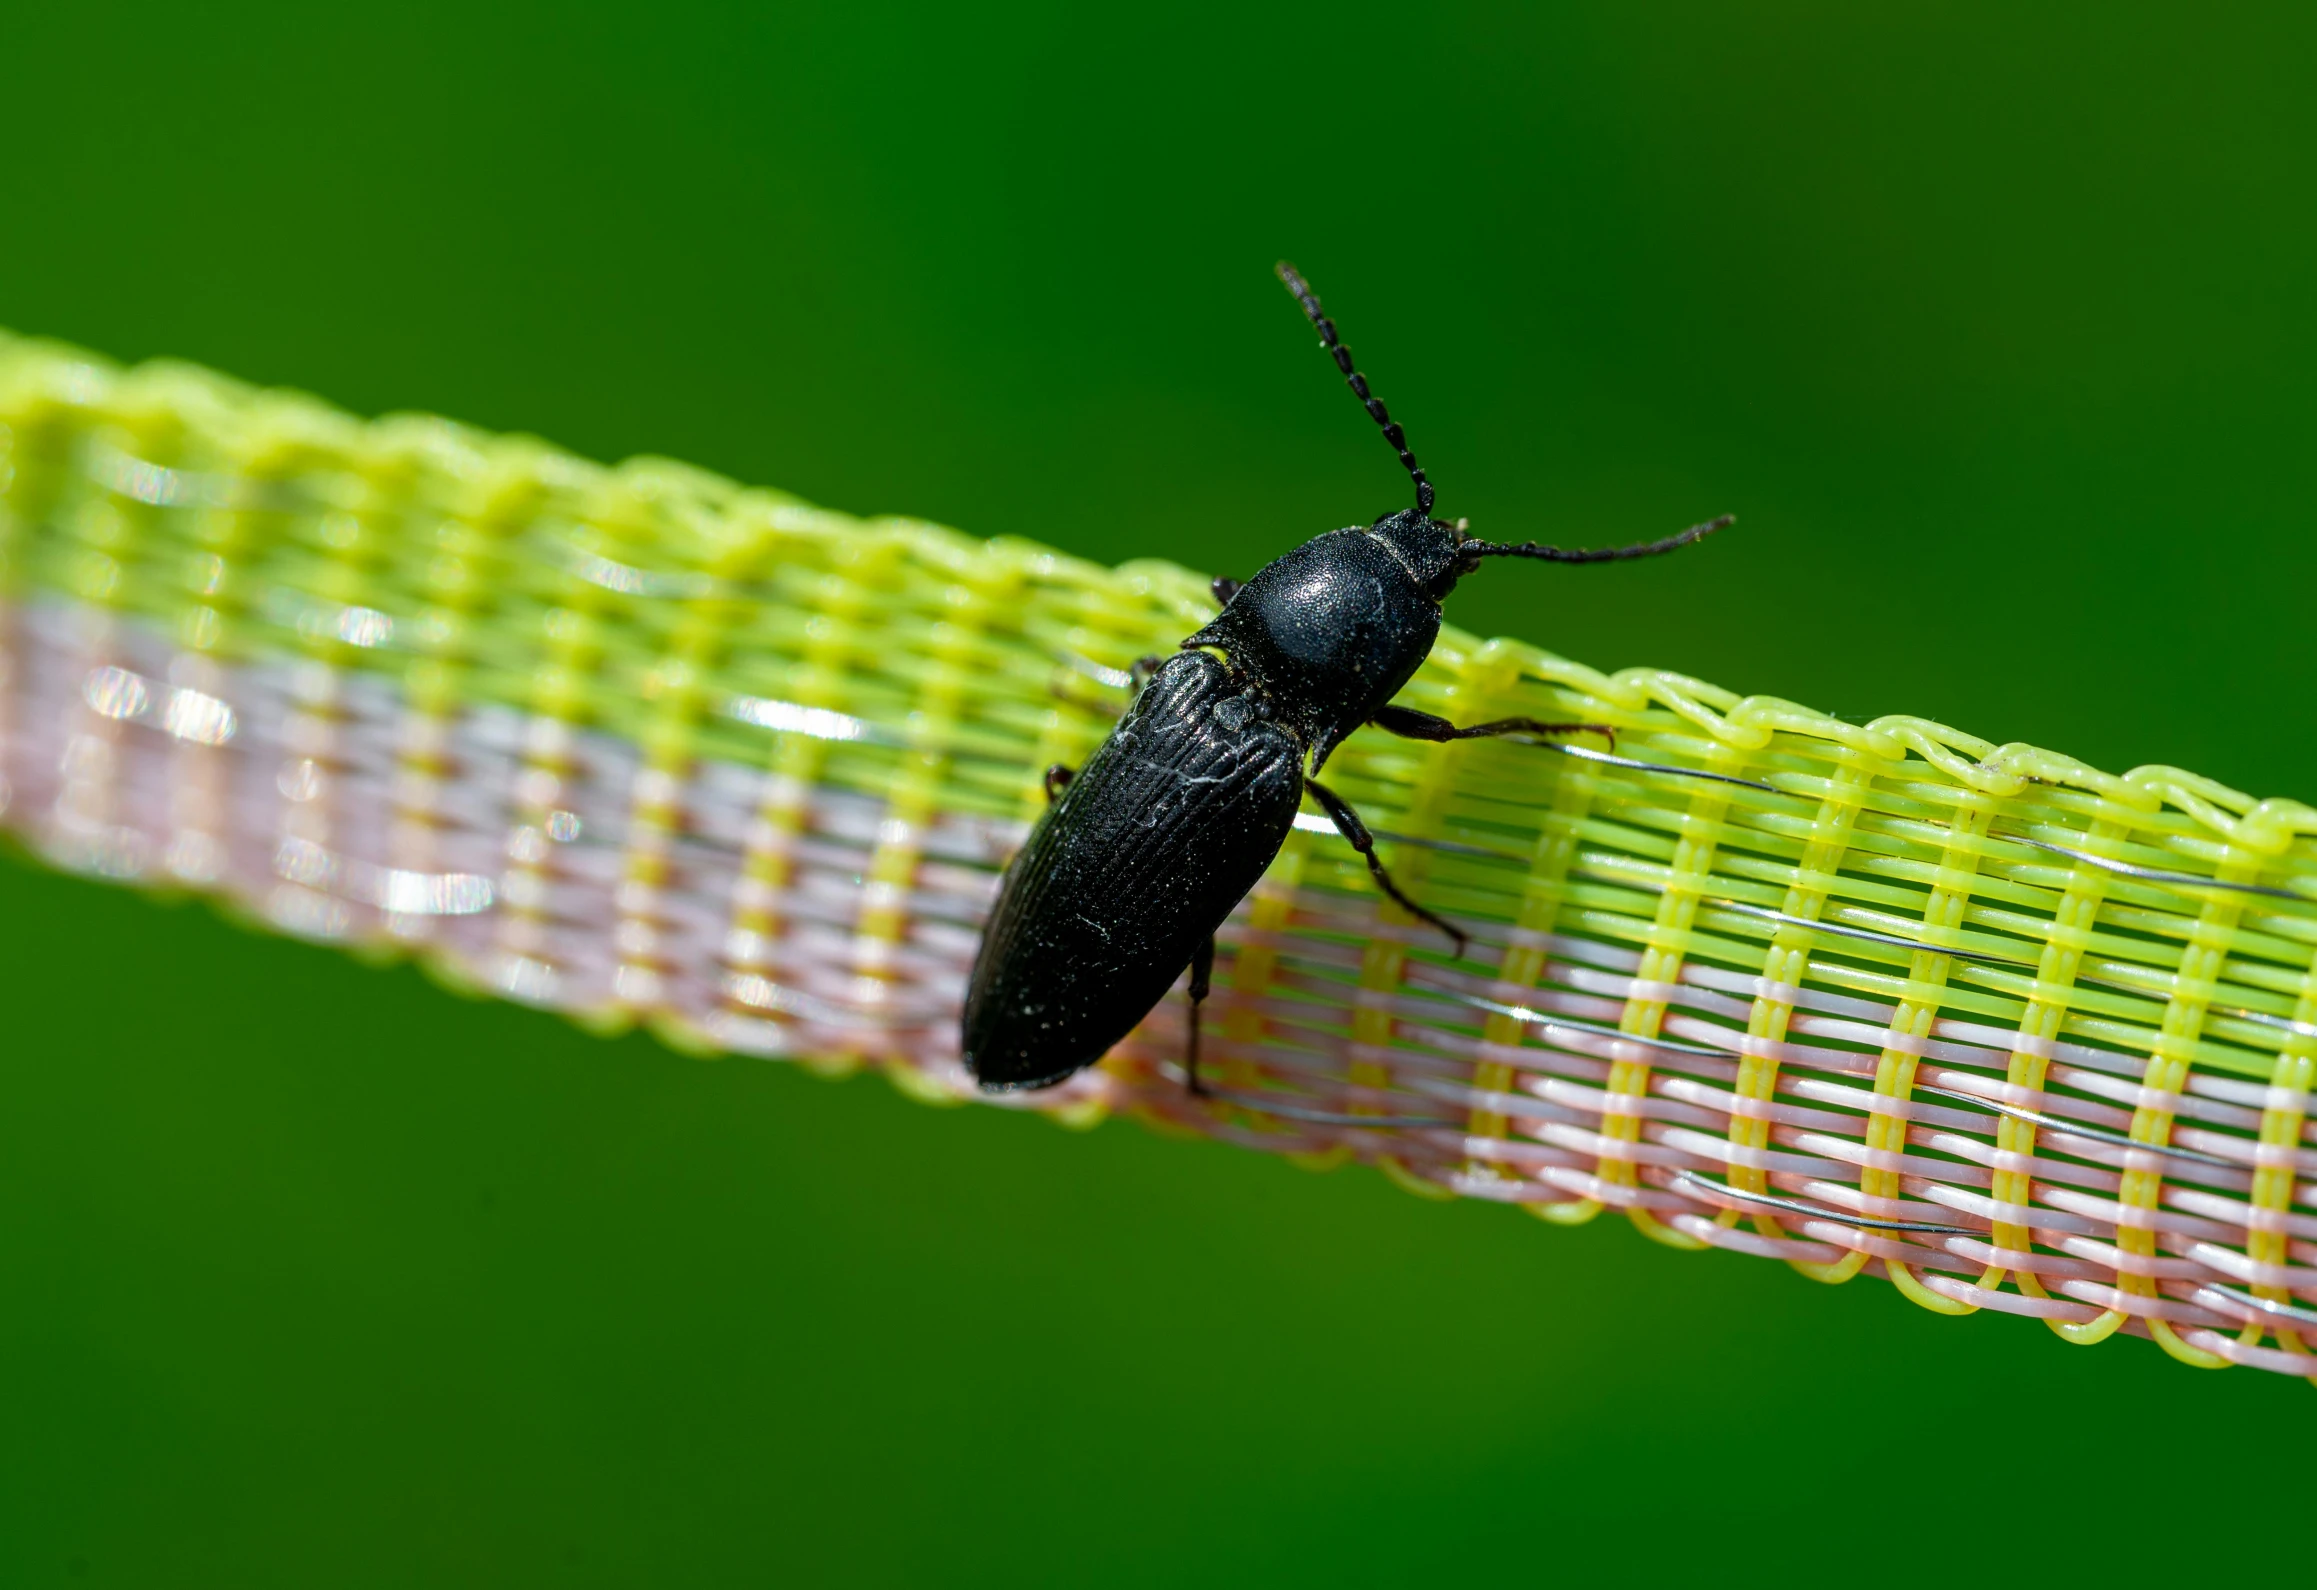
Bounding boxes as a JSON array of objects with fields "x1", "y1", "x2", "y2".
[{"x1": 3, "y1": 329, "x2": 2312, "y2": 1379}]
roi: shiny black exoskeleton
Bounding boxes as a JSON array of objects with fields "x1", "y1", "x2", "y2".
[{"x1": 962, "y1": 263, "x2": 1731, "y2": 1094}]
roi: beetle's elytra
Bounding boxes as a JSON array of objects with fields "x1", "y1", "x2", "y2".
[{"x1": 962, "y1": 263, "x2": 1732, "y2": 1098}]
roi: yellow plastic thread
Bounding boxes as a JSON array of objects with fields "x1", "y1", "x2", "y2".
[{"x1": 1751, "y1": 745, "x2": 1887, "y2": 1282}]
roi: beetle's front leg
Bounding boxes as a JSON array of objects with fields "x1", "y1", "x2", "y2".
[
  {"x1": 1370, "y1": 703, "x2": 1615, "y2": 752},
  {"x1": 1184, "y1": 934, "x2": 1215, "y2": 1097},
  {"x1": 1303, "y1": 779, "x2": 1467, "y2": 956}
]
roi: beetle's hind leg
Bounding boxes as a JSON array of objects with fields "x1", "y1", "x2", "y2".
[
  {"x1": 1371, "y1": 703, "x2": 1615, "y2": 752},
  {"x1": 1184, "y1": 935, "x2": 1216, "y2": 1097},
  {"x1": 1128, "y1": 654, "x2": 1166, "y2": 691},
  {"x1": 1303, "y1": 779, "x2": 1468, "y2": 957},
  {"x1": 1043, "y1": 764, "x2": 1075, "y2": 803}
]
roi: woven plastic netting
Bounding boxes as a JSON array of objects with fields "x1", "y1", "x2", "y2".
[{"x1": 2, "y1": 329, "x2": 2312, "y2": 1381}]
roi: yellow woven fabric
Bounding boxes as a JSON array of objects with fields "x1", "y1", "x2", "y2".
[{"x1": 3, "y1": 330, "x2": 2313, "y2": 1380}]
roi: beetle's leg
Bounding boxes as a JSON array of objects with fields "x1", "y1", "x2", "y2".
[
  {"x1": 1043, "y1": 763, "x2": 1075, "y2": 804},
  {"x1": 1184, "y1": 934, "x2": 1216, "y2": 1097},
  {"x1": 1210, "y1": 574, "x2": 1242, "y2": 608},
  {"x1": 1304, "y1": 778, "x2": 1468, "y2": 956},
  {"x1": 1371, "y1": 703, "x2": 1615, "y2": 753},
  {"x1": 1129, "y1": 654, "x2": 1165, "y2": 692}
]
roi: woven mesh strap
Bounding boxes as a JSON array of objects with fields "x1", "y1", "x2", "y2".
[{"x1": 3, "y1": 328, "x2": 2313, "y2": 1381}]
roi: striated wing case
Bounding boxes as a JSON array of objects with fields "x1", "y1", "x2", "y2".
[{"x1": 963, "y1": 651, "x2": 1303, "y2": 1089}]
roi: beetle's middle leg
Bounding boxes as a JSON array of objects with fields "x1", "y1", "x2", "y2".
[
  {"x1": 1183, "y1": 934, "x2": 1216, "y2": 1097},
  {"x1": 1303, "y1": 778, "x2": 1468, "y2": 956},
  {"x1": 1370, "y1": 704, "x2": 1615, "y2": 752}
]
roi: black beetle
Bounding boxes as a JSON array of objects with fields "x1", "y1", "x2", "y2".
[{"x1": 962, "y1": 262, "x2": 1730, "y2": 1096}]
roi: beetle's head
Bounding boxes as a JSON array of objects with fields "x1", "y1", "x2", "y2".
[{"x1": 1367, "y1": 507, "x2": 1467, "y2": 602}]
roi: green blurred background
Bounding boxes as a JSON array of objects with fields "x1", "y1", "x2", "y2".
[{"x1": 4, "y1": 4, "x2": 2313, "y2": 1584}]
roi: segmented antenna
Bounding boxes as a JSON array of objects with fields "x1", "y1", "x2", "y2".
[
  {"x1": 1275, "y1": 261, "x2": 1435, "y2": 517},
  {"x1": 1460, "y1": 513, "x2": 1735, "y2": 564}
]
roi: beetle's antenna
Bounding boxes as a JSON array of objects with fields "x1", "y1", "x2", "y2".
[
  {"x1": 1276, "y1": 261, "x2": 1435, "y2": 517},
  {"x1": 1460, "y1": 514, "x2": 1735, "y2": 564}
]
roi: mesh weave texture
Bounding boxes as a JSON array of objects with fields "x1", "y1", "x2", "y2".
[{"x1": 3, "y1": 329, "x2": 2313, "y2": 1381}]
